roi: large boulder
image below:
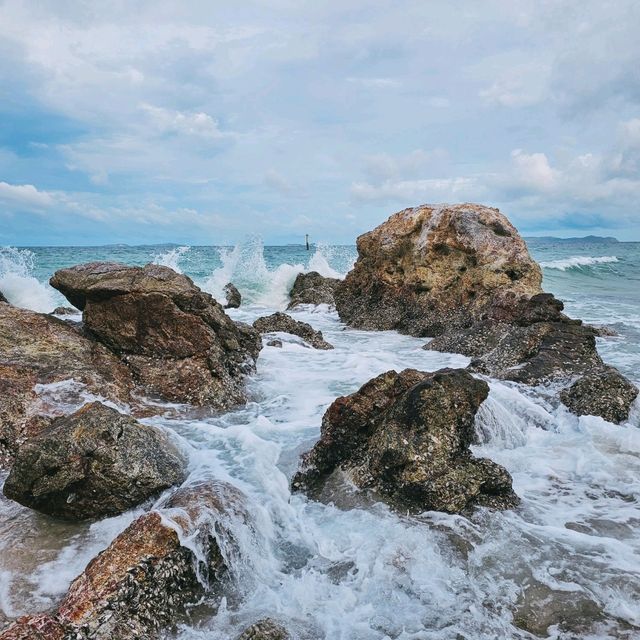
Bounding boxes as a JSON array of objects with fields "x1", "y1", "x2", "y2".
[
  {"x1": 560, "y1": 368, "x2": 638, "y2": 424},
  {"x1": 288, "y1": 271, "x2": 340, "y2": 309},
  {"x1": 0, "y1": 481, "x2": 251, "y2": 640},
  {"x1": 224, "y1": 282, "x2": 242, "y2": 309},
  {"x1": 335, "y1": 203, "x2": 542, "y2": 337},
  {"x1": 0, "y1": 304, "x2": 134, "y2": 466},
  {"x1": 50, "y1": 262, "x2": 261, "y2": 408},
  {"x1": 292, "y1": 368, "x2": 518, "y2": 514},
  {"x1": 253, "y1": 312, "x2": 333, "y2": 350},
  {"x1": 3, "y1": 402, "x2": 187, "y2": 520}
]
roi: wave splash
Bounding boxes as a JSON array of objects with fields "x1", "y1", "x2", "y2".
[
  {"x1": 0, "y1": 247, "x2": 58, "y2": 312},
  {"x1": 541, "y1": 255, "x2": 619, "y2": 271},
  {"x1": 152, "y1": 246, "x2": 191, "y2": 273}
]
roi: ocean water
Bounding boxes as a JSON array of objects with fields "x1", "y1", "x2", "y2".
[{"x1": 0, "y1": 237, "x2": 639, "y2": 639}]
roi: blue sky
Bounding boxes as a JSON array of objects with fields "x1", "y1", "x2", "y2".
[{"x1": 1, "y1": 0, "x2": 639, "y2": 245}]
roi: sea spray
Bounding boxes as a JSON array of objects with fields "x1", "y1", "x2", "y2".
[
  {"x1": 152, "y1": 245, "x2": 191, "y2": 273},
  {"x1": 0, "y1": 247, "x2": 57, "y2": 312}
]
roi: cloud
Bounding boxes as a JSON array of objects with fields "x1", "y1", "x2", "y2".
[
  {"x1": 0, "y1": 181, "x2": 54, "y2": 210},
  {"x1": 140, "y1": 104, "x2": 232, "y2": 141}
]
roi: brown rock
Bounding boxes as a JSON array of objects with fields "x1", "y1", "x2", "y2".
[
  {"x1": 0, "y1": 614, "x2": 65, "y2": 640},
  {"x1": 237, "y1": 618, "x2": 290, "y2": 640},
  {"x1": 50, "y1": 262, "x2": 261, "y2": 408},
  {"x1": 253, "y1": 312, "x2": 333, "y2": 350},
  {"x1": 3, "y1": 402, "x2": 187, "y2": 520},
  {"x1": 288, "y1": 271, "x2": 340, "y2": 309},
  {"x1": 50, "y1": 306, "x2": 78, "y2": 316},
  {"x1": 292, "y1": 368, "x2": 518, "y2": 514},
  {"x1": 224, "y1": 282, "x2": 242, "y2": 309},
  {"x1": 560, "y1": 368, "x2": 638, "y2": 424},
  {"x1": 335, "y1": 203, "x2": 542, "y2": 337}
]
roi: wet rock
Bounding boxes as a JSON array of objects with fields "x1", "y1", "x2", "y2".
[
  {"x1": 0, "y1": 481, "x2": 250, "y2": 640},
  {"x1": 0, "y1": 614, "x2": 65, "y2": 640},
  {"x1": 589, "y1": 324, "x2": 619, "y2": 337},
  {"x1": 0, "y1": 291, "x2": 8, "y2": 304},
  {"x1": 288, "y1": 271, "x2": 340, "y2": 309},
  {"x1": 50, "y1": 262, "x2": 261, "y2": 408},
  {"x1": 335, "y1": 203, "x2": 542, "y2": 337},
  {"x1": 253, "y1": 312, "x2": 333, "y2": 350},
  {"x1": 560, "y1": 368, "x2": 638, "y2": 424},
  {"x1": 267, "y1": 339, "x2": 283, "y2": 348},
  {"x1": 50, "y1": 306, "x2": 78, "y2": 316},
  {"x1": 292, "y1": 368, "x2": 518, "y2": 514},
  {"x1": 224, "y1": 282, "x2": 242, "y2": 309},
  {"x1": 237, "y1": 619, "x2": 290, "y2": 640},
  {"x1": 3, "y1": 402, "x2": 187, "y2": 520},
  {"x1": 0, "y1": 304, "x2": 134, "y2": 466}
]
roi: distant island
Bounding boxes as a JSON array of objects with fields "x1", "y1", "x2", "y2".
[{"x1": 525, "y1": 235, "x2": 619, "y2": 243}]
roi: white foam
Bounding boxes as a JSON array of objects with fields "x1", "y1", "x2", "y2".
[
  {"x1": 541, "y1": 255, "x2": 619, "y2": 271},
  {"x1": 0, "y1": 246, "x2": 57, "y2": 312},
  {"x1": 152, "y1": 245, "x2": 191, "y2": 273}
]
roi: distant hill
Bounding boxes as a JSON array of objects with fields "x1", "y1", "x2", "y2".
[{"x1": 525, "y1": 235, "x2": 619, "y2": 243}]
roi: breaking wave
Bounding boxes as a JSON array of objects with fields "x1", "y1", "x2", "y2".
[
  {"x1": 0, "y1": 247, "x2": 57, "y2": 313},
  {"x1": 152, "y1": 245, "x2": 191, "y2": 273},
  {"x1": 541, "y1": 255, "x2": 619, "y2": 271}
]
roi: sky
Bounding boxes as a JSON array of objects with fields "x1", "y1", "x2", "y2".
[{"x1": 1, "y1": 0, "x2": 639, "y2": 246}]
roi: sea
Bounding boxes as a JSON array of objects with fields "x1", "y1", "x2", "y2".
[{"x1": 0, "y1": 237, "x2": 639, "y2": 639}]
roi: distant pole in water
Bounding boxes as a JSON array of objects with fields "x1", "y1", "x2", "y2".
[{"x1": 305, "y1": 234, "x2": 310, "y2": 250}]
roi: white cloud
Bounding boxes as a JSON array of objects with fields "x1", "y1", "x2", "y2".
[
  {"x1": 509, "y1": 150, "x2": 558, "y2": 191},
  {"x1": 0, "y1": 181, "x2": 54, "y2": 209},
  {"x1": 351, "y1": 177, "x2": 479, "y2": 204},
  {"x1": 140, "y1": 104, "x2": 231, "y2": 141}
]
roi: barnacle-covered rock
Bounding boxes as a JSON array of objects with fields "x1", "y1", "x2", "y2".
[{"x1": 253, "y1": 312, "x2": 333, "y2": 350}]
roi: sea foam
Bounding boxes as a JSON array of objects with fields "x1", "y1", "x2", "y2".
[
  {"x1": 541, "y1": 255, "x2": 619, "y2": 271},
  {"x1": 0, "y1": 247, "x2": 57, "y2": 312}
]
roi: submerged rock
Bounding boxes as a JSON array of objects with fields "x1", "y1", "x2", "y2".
[
  {"x1": 1, "y1": 481, "x2": 251, "y2": 640},
  {"x1": 224, "y1": 282, "x2": 242, "y2": 309},
  {"x1": 3, "y1": 402, "x2": 187, "y2": 520},
  {"x1": 292, "y1": 368, "x2": 518, "y2": 514},
  {"x1": 560, "y1": 368, "x2": 638, "y2": 424},
  {"x1": 50, "y1": 262, "x2": 261, "y2": 408},
  {"x1": 50, "y1": 306, "x2": 78, "y2": 316},
  {"x1": 335, "y1": 203, "x2": 542, "y2": 336},
  {"x1": 237, "y1": 619, "x2": 290, "y2": 640},
  {"x1": 288, "y1": 271, "x2": 340, "y2": 309},
  {"x1": 0, "y1": 304, "x2": 133, "y2": 466},
  {"x1": 253, "y1": 312, "x2": 334, "y2": 350}
]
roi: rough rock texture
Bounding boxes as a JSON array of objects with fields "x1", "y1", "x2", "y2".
[
  {"x1": 50, "y1": 262, "x2": 261, "y2": 408},
  {"x1": 237, "y1": 619, "x2": 290, "y2": 640},
  {"x1": 253, "y1": 312, "x2": 333, "y2": 350},
  {"x1": 335, "y1": 203, "x2": 542, "y2": 337},
  {"x1": 292, "y1": 368, "x2": 518, "y2": 514},
  {"x1": 288, "y1": 271, "x2": 340, "y2": 309},
  {"x1": 0, "y1": 304, "x2": 133, "y2": 466},
  {"x1": 0, "y1": 481, "x2": 250, "y2": 640},
  {"x1": 51, "y1": 306, "x2": 78, "y2": 316},
  {"x1": 0, "y1": 614, "x2": 65, "y2": 640},
  {"x1": 560, "y1": 368, "x2": 638, "y2": 424},
  {"x1": 0, "y1": 291, "x2": 8, "y2": 304},
  {"x1": 3, "y1": 402, "x2": 187, "y2": 520},
  {"x1": 224, "y1": 282, "x2": 242, "y2": 309}
]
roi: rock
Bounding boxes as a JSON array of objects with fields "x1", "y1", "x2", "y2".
[
  {"x1": 287, "y1": 271, "x2": 340, "y2": 309},
  {"x1": 0, "y1": 481, "x2": 251, "y2": 640},
  {"x1": 237, "y1": 619, "x2": 290, "y2": 640},
  {"x1": 292, "y1": 368, "x2": 518, "y2": 514},
  {"x1": 224, "y1": 282, "x2": 242, "y2": 309},
  {"x1": 50, "y1": 262, "x2": 261, "y2": 408},
  {"x1": 560, "y1": 368, "x2": 638, "y2": 424},
  {"x1": 335, "y1": 203, "x2": 542, "y2": 337},
  {"x1": 588, "y1": 324, "x2": 618, "y2": 337},
  {"x1": 0, "y1": 614, "x2": 65, "y2": 640},
  {"x1": 267, "y1": 339, "x2": 283, "y2": 348},
  {"x1": 0, "y1": 304, "x2": 134, "y2": 466},
  {"x1": 50, "y1": 306, "x2": 78, "y2": 316},
  {"x1": 3, "y1": 402, "x2": 187, "y2": 520},
  {"x1": 0, "y1": 291, "x2": 8, "y2": 304},
  {"x1": 253, "y1": 312, "x2": 334, "y2": 350}
]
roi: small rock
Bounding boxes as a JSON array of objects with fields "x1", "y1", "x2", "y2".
[
  {"x1": 560, "y1": 368, "x2": 638, "y2": 424},
  {"x1": 50, "y1": 306, "x2": 78, "y2": 316},
  {"x1": 224, "y1": 282, "x2": 242, "y2": 309},
  {"x1": 267, "y1": 339, "x2": 283, "y2": 348},
  {"x1": 292, "y1": 368, "x2": 518, "y2": 514},
  {"x1": 3, "y1": 402, "x2": 187, "y2": 520},
  {"x1": 588, "y1": 324, "x2": 618, "y2": 337},
  {"x1": 253, "y1": 312, "x2": 333, "y2": 350},
  {"x1": 0, "y1": 291, "x2": 8, "y2": 304},
  {"x1": 237, "y1": 619, "x2": 290, "y2": 640},
  {"x1": 288, "y1": 271, "x2": 340, "y2": 309}
]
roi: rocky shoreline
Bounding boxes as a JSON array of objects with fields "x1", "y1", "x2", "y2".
[{"x1": 0, "y1": 202, "x2": 637, "y2": 639}]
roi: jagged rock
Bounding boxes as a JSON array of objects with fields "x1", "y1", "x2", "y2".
[
  {"x1": 589, "y1": 324, "x2": 618, "y2": 337},
  {"x1": 253, "y1": 312, "x2": 333, "y2": 350},
  {"x1": 50, "y1": 262, "x2": 261, "y2": 408},
  {"x1": 560, "y1": 368, "x2": 638, "y2": 424},
  {"x1": 0, "y1": 304, "x2": 134, "y2": 466},
  {"x1": 287, "y1": 271, "x2": 340, "y2": 309},
  {"x1": 237, "y1": 619, "x2": 290, "y2": 640},
  {"x1": 0, "y1": 614, "x2": 65, "y2": 640},
  {"x1": 335, "y1": 203, "x2": 542, "y2": 337},
  {"x1": 0, "y1": 291, "x2": 8, "y2": 304},
  {"x1": 0, "y1": 481, "x2": 250, "y2": 640},
  {"x1": 224, "y1": 282, "x2": 242, "y2": 309},
  {"x1": 50, "y1": 306, "x2": 78, "y2": 316},
  {"x1": 292, "y1": 368, "x2": 518, "y2": 514},
  {"x1": 3, "y1": 402, "x2": 187, "y2": 520}
]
